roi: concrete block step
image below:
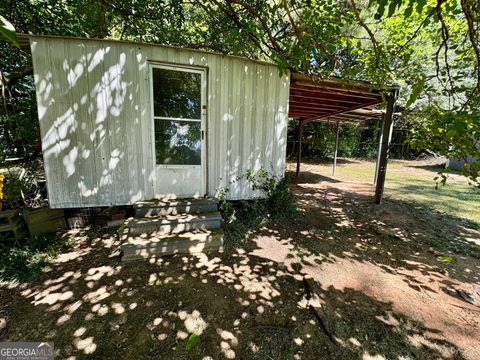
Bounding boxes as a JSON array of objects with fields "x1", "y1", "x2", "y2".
[
  {"x1": 121, "y1": 229, "x2": 224, "y2": 260},
  {"x1": 119, "y1": 212, "x2": 222, "y2": 237},
  {"x1": 134, "y1": 198, "x2": 219, "y2": 217}
]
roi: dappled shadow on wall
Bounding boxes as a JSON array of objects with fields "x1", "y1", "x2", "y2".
[
  {"x1": 33, "y1": 41, "x2": 155, "y2": 206},
  {"x1": 33, "y1": 40, "x2": 290, "y2": 204}
]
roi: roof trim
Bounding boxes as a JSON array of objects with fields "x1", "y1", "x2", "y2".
[{"x1": 16, "y1": 33, "x2": 279, "y2": 68}]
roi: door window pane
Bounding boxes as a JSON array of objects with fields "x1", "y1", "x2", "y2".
[
  {"x1": 152, "y1": 68, "x2": 201, "y2": 119},
  {"x1": 155, "y1": 120, "x2": 201, "y2": 165}
]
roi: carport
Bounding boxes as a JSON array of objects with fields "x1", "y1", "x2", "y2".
[{"x1": 288, "y1": 73, "x2": 399, "y2": 204}]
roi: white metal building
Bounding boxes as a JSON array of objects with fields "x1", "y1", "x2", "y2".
[{"x1": 27, "y1": 35, "x2": 290, "y2": 207}]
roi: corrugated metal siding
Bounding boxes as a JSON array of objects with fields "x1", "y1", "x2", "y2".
[{"x1": 30, "y1": 37, "x2": 290, "y2": 207}]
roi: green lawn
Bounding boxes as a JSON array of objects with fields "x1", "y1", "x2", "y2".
[{"x1": 300, "y1": 159, "x2": 480, "y2": 226}]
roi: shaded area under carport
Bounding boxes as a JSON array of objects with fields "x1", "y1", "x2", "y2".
[{"x1": 288, "y1": 73, "x2": 399, "y2": 204}]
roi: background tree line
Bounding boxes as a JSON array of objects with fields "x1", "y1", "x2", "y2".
[{"x1": 286, "y1": 119, "x2": 418, "y2": 161}]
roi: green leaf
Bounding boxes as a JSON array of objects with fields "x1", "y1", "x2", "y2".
[
  {"x1": 415, "y1": 0, "x2": 427, "y2": 13},
  {"x1": 0, "y1": 15, "x2": 19, "y2": 48},
  {"x1": 387, "y1": 2, "x2": 397, "y2": 17},
  {"x1": 406, "y1": 74, "x2": 426, "y2": 107},
  {"x1": 437, "y1": 255, "x2": 455, "y2": 264},
  {"x1": 375, "y1": 0, "x2": 388, "y2": 19},
  {"x1": 403, "y1": 6, "x2": 413, "y2": 18},
  {"x1": 185, "y1": 333, "x2": 199, "y2": 350}
]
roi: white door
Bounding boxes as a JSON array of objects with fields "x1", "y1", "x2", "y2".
[{"x1": 149, "y1": 64, "x2": 206, "y2": 199}]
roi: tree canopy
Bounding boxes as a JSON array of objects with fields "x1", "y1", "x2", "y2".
[{"x1": 0, "y1": 0, "x2": 479, "y2": 183}]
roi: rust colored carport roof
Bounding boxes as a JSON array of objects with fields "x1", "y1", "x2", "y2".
[{"x1": 288, "y1": 73, "x2": 389, "y2": 123}]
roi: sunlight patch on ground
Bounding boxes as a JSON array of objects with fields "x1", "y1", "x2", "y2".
[
  {"x1": 302, "y1": 255, "x2": 480, "y2": 359},
  {"x1": 217, "y1": 328, "x2": 238, "y2": 359},
  {"x1": 362, "y1": 352, "x2": 386, "y2": 360},
  {"x1": 249, "y1": 235, "x2": 294, "y2": 264}
]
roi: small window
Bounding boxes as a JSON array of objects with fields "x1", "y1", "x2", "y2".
[
  {"x1": 151, "y1": 67, "x2": 202, "y2": 165},
  {"x1": 154, "y1": 120, "x2": 201, "y2": 165},
  {"x1": 152, "y1": 68, "x2": 201, "y2": 119}
]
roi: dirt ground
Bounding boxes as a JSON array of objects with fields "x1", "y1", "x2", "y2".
[{"x1": 1, "y1": 159, "x2": 479, "y2": 360}]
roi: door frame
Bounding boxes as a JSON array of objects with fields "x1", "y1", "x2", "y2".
[{"x1": 148, "y1": 62, "x2": 208, "y2": 197}]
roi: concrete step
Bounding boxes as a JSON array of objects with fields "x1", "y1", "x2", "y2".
[
  {"x1": 134, "y1": 198, "x2": 219, "y2": 217},
  {"x1": 121, "y1": 229, "x2": 224, "y2": 260},
  {"x1": 119, "y1": 212, "x2": 222, "y2": 238}
]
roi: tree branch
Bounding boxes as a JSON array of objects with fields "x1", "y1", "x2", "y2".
[
  {"x1": 350, "y1": 0, "x2": 380, "y2": 64},
  {"x1": 461, "y1": 0, "x2": 480, "y2": 97},
  {"x1": 0, "y1": 64, "x2": 33, "y2": 87},
  {"x1": 225, "y1": 0, "x2": 284, "y2": 53},
  {"x1": 435, "y1": 0, "x2": 455, "y2": 102},
  {"x1": 208, "y1": 0, "x2": 275, "y2": 59},
  {"x1": 396, "y1": 7, "x2": 436, "y2": 55}
]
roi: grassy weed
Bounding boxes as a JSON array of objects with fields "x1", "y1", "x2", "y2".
[
  {"x1": 0, "y1": 233, "x2": 73, "y2": 283},
  {"x1": 219, "y1": 170, "x2": 299, "y2": 248}
]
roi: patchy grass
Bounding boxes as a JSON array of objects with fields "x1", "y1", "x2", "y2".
[
  {"x1": 298, "y1": 159, "x2": 480, "y2": 226},
  {"x1": 0, "y1": 232, "x2": 75, "y2": 282}
]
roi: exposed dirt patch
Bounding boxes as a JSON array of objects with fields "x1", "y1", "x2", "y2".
[{"x1": 0, "y1": 160, "x2": 479, "y2": 359}]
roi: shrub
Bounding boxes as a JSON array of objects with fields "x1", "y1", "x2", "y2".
[
  {"x1": 0, "y1": 161, "x2": 46, "y2": 209},
  {"x1": 0, "y1": 233, "x2": 71, "y2": 283},
  {"x1": 218, "y1": 169, "x2": 298, "y2": 248}
]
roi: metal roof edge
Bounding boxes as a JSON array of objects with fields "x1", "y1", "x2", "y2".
[
  {"x1": 16, "y1": 33, "x2": 281, "y2": 69},
  {"x1": 291, "y1": 72, "x2": 399, "y2": 94}
]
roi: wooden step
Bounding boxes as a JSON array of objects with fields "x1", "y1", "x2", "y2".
[
  {"x1": 121, "y1": 229, "x2": 224, "y2": 260},
  {"x1": 119, "y1": 212, "x2": 222, "y2": 238},
  {"x1": 134, "y1": 198, "x2": 219, "y2": 217}
]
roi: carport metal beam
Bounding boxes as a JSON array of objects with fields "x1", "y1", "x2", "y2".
[
  {"x1": 296, "y1": 119, "x2": 304, "y2": 177},
  {"x1": 374, "y1": 89, "x2": 399, "y2": 204},
  {"x1": 333, "y1": 122, "x2": 340, "y2": 177},
  {"x1": 374, "y1": 113, "x2": 385, "y2": 185}
]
